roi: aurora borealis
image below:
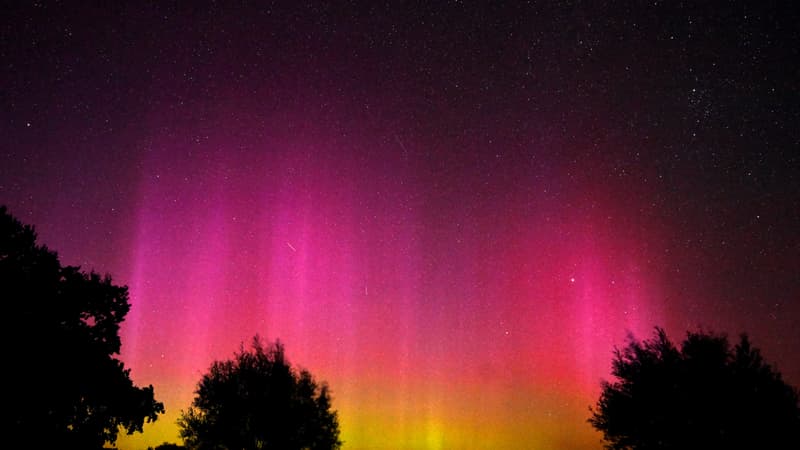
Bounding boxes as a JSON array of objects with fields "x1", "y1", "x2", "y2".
[{"x1": 2, "y1": 2, "x2": 799, "y2": 449}]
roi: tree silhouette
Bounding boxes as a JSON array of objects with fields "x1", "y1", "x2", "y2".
[
  {"x1": 179, "y1": 336, "x2": 341, "y2": 450},
  {"x1": 590, "y1": 327, "x2": 800, "y2": 449},
  {"x1": 2, "y1": 206, "x2": 164, "y2": 448},
  {"x1": 149, "y1": 443, "x2": 185, "y2": 450}
]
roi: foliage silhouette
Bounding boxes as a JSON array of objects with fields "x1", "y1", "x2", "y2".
[
  {"x1": 179, "y1": 336, "x2": 341, "y2": 450},
  {"x1": 1, "y1": 206, "x2": 164, "y2": 448},
  {"x1": 149, "y1": 443, "x2": 185, "y2": 450},
  {"x1": 590, "y1": 327, "x2": 800, "y2": 449}
]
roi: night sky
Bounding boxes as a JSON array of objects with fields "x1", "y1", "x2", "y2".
[{"x1": 2, "y1": 2, "x2": 799, "y2": 449}]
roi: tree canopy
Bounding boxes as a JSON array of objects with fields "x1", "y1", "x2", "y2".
[
  {"x1": 590, "y1": 327, "x2": 800, "y2": 449},
  {"x1": 2, "y1": 206, "x2": 164, "y2": 448},
  {"x1": 149, "y1": 443, "x2": 185, "y2": 450},
  {"x1": 179, "y1": 336, "x2": 341, "y2": 450}
]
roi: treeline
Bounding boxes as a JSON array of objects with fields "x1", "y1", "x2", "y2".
[{"x1": 3, "y1": 206, "x2": 798, "y2": 450}]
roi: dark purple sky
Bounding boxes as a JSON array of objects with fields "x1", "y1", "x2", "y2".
[{"x1": 2, "y1": 2, "x2": 799, "y2": 448}]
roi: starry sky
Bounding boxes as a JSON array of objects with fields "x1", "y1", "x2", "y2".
[{"x1": 2, "y1": 2, "x2": 799, "y2": 449}]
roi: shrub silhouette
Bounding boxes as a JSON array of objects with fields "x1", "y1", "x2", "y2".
[
  {"x1": 1, "y1": 206, "x2": 164, "y2": 448},
  {"x1": 590, "y1": 327, "x2": 800, "y2": 449},
  {"x1": 179, "y1": 336, "x2": 341, "y2": 450}
]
